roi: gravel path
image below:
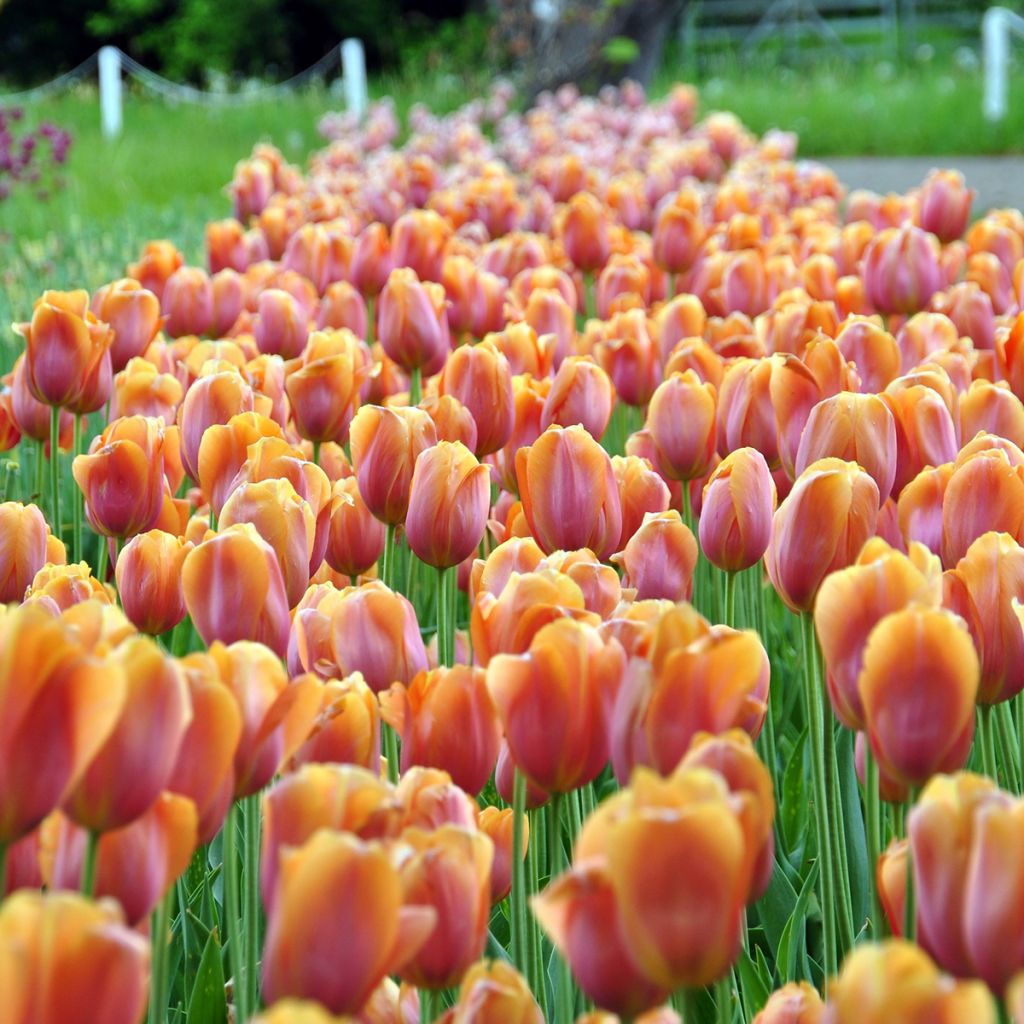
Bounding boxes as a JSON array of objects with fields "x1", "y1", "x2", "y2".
[{"x1": 819, "y1": 155, "x2": 1024, "y2": 214}]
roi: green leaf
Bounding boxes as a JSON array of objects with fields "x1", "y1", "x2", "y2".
[
  {"x1": 736, "y1": 944, "x2": 772, "y2": 1019},
  {"x1": 837, "y1": 726, "x2": 870, "y2": 933},
  {"x1": 779, "y1": 727, "x2": 809, "y2": 864},
  {"x1": 187, "y1": 930, "x2": 227, "y2": 1024},
  {"x1": 777, "y1": 860, "x2": 819, "y2": 984},
  {"x1": 756, "y1": 853, "x2": 798, "y2": 956}
]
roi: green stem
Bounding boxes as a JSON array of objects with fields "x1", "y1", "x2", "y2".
[
  {"x1": 420, "y1": 988, "x2": 435, "y2": 1024},
  {"x1": 366, "y1": 294, "x2": 375, "y2": 346},
  {"x1": 903, "y1": 795, "x2": 917, "y2": 942},
  {"x1": 723, "y1": 570, "x2": 736, "y2": 627},
  {"x1": 243, "y1": 794, "x2": 261, "y2": 1014},
  {"x1": 549, "y1": 794, "x2": 573, "y2": 1024},
  {"x1": 223, "y1": 803, "x2": 246, "y2": 1023},
  {"x1": 436, "y1": 566, "x2": 451, "y2": 667},
  {"x1": 865, "y1": 744, "x2": 884, "y2": 938},
  {"x1": 716, "y1": 976, "x2": 732, "y2": 1024},
  {"x1": 312, "y1": 440, "x2": 321, "y2": 466},
  {"x1": 680, "y1": 989, "x2": 700, "y2": 1023},
  {"x1": 95, "y1": 534, "x2": 109, "y2": 584},
  {"x1": 825, "y1": 715, "x2": 856, "y2": 955},
  {"x1": 800, "y1": 612, "x2": 837, "y2": 980},
  {"x1": 996, "y1": 701, "x2": 1021, "y2": 793},
  {"x1": 979, "y1": 704, "x2": 999, "y2": 781},
  {"x1": 583, "y1": 271, "x2": 596, "y2": 322},
  {"x1": 526, "y1": 805, "x2": 547, "y2": 1020},
  {"x1": 147, "y1": 887, "x2": 173, "y2": 1024},
  {"x1": 510, "y1": 769, "x2": 528, "y2": 979},
  {"x1": 35, "y1": 438, "x2": 44, "y2": 510},
  {"x1": 1017, "y1": 692, "x2": 1024, "y2": 794},
  {"x1": 383, "y1": 522, "x2": 397, "y2": 591},
  {"x1": 177, "y1": 875, "x2": 192, "y2": 1007},
  {"x1": 409, "y1": 366, "x2": 422, "y2": 408},
  {"x1": 384, "y1": 723, "x2": 399, "y2": 784},
  {"x1": 80, "y1": 830, "x2": 100, "y2": 896},
  {"x1": 49, "y1": 404, "x2": 61, "y2": 542},
  {"x1": 72, "y1": 415, "x2": 82, "y2": 564}
]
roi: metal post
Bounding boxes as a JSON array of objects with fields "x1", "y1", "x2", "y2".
[
  {"x1": 984, "y1": 7, "x2": 1010, "y2": 123},
  {"x1": 341, "y1": 38, "x2": 367, "y2": 120},
  {"x1": 98, "y1": 46, "x2": 123, "y2": 138}
]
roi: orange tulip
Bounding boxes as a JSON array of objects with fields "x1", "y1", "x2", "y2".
[
  {"x1": 486, "y1": 322, "x2": 554, "y2": 379},
  {"x1": 961, "y1": 380, "x2": 1024, "y2": 450},
  {"x1": 612, "y1": 455, "x2": 672, "y2": 550},
  {"x1": 127, "y1": 238, "x2": 184, "y2": 300},
  {"x1": 822, "y1": 940, "x2": 996, "y2": 1024},
  {"x1": 41, "y1": 792, "x2": 197, "y2": 925},
  {"x1": 391, "y1": 208, "x2": 450, "y2": 283},
  {"x1": 439, "y1": 960, "x2": 543, "y2": 1024},
  {"x1": 699, "y1": 447, "x2": 776, "y2": 573},
  {"x1": 114, "y1": 530, "x2": 192, "y2": 635},
  {"x1": 377, "y1": 268, "x2": 450, "y2": 377},
  {"x1": 477, "y1": 806, "x2": 528, "y2": 904},
  {"x1": 395, "y1": 765, "x2": 479, "y2": 832},
  {"x1": 380, "y1": 665, "x2": 501, "y2": 795},
  {"x1": 176, "y1": 369, "x2": 255, "y2": 483},
  {"x1": 182, "y1": 523, "x2": 292, "y2": 656},
  {"x1": 349, "y1": 405, "x2": 438, "y2": 525},
  {"x1": 516, "y1": 424, "x2": 622, "y2": 560},
  {"x1": 752, "y1": 983, "x2": 825, "y2": 1024},
  {"x1": 318, "y1": 280, "x2": 368, "y2": 336},
  {"x1": 716, "y1": 358, "x2": 780, "y2": 468},
  {"x1": 611, "y1": 510, "x2": 697, "y2": 602},
  {"x1": 196, "y1": 410, "x2": 284, "y2": 516},
  {"x1": 0, "y1": 501, "x2": 60, "y2": 603},
  {"x1": 897, "y1": 463, "x2": 953, "y2": 556},
  {"x1": 795, "y1": 392, "x2": 898, "y2": 502},
  {"x1": 437, "y1": 340, "x2": 514, "y2": 457},
  {"x1": 396, "y1": 825, "x2": 493, "y2": 989},
  {"x1": 814, "y1": 538, "x2": 941, "y2": 731},
  {"x1": 487, "y1": 618, "x2": 625, "y2": 793},
  {"x1": 559, "y1": 192, "x2": 611, "y2": 272},
  {"x1": 285, "y1": 329, "x2": 368, "y2": 446},
  {"x1": 593, "y1": 310, "x2": 661, "y2": 408},
  {"x1": 0, "y1": 603, "x2": 122, "y2": 846},
  {"x1": 419, "y1": 394, "x2": 479, "y2": 450},
  {"x1": 0, "y1": 890, "x2": 150, "y2": 1024},
  {"x1": 521, "y1": 287, "x2": 576, "y2": 369},
  {"x1": 167, "y1": 652, "x2": 243, "y2": 842},
  {"x1": 645, "y1": 370, "x2": 717, "y2": 483},
  {"x1": 652, "y1": 201, "x2": 704, "y2": 276},
  {"x1": 881, "y1": 383, "x2": 960, "y2": 498},
  {"x1": 918, "y1": 169, "x2": 974, "y2": 243},
  {"x1": 612, "y1": 612, "x2": 769, "y2": 782},
  {"x1": 765, "y1": 458, "x2": 880, "y2": 613},
  {"x1": 15, "y1": 289, "x2": 113, "y2": 409},
  {"x1": 541, "y1": 356, "x2": 615, "y2": 441},
  {"x1": 863, "y1": 225, "x2": 943, "y2": 314},
  {"x1": 325, "y1": 477, "x2": 386, "y2": 578},
  {"x1": 859, "y1": 606, "x2": 979, "y2": 787},
  {"x1": 289, "y1": 672, "x2": 380, "y2": 772},
  {"x1": 23, "y1": 561, "x2": 111, "y2": 612},
  {"x1": 254, "y1": 288, "x2": 310, "y2": 360},
  {"x1": 261, "y1": 830, "x2": 436, "y2": 1015},
  {"x1": 112, "y1": 357, "x2": 182, "y2": 422},
  {"x1": 91, "y1": 279, "x2": 163, "y2": 373},
  {"x1": 489, "y1": 374, "x2": 549, "y2": 494},
  {"x1": 212, "y1": 268, "x2": 248, "y2": 335},
  {"x1": 63, "y1": 636, "x2": 191, "y2": 833},
  {"x1": 162, "y1": 266, "x2": 214, "y2": 338}
]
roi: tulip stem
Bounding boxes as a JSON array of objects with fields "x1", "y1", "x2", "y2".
[
  {"x1": 95, "y1": 534, "x2": 109, "y2": 585},
  {"x1": 366, "y1": 295, "x2": 375, "y2": 346},
  {"x1": 510, "y1": 768, "x2": 528, "y2": 980},
  {"x1": 243, "y1": 794, "x2": 261, "y2": 1014},
  {"x1": 996, "y1": 702, "x2": 1021, "y2": 793},
  {"x1": 147, "y1": 887, "x2": 173, "y2": 1024},
  {"x1": 409, "y1": 366, "x2": 422, "y2": 408},
  {"x1": 49, "y1": 404, "x2": 61, "y2": 542},
  {"x1": 548, "y1": 793, "x2": 574, "y2": 1024},
  {"x1": 384, "y1": 723, "x2": 400, "y2": 784},
  {"x1": 680, "y1": 990, "x2": 700, "y2": 1023},
  {"x1": 420, "y1": 988, "x2": 435, "y2": 1024},
  {"x1": 979, "y1": 704, "x2": 999, "y2": 782},
  {"x1": 864, "y1": 745, "x2": 884, "y2": 938},
  {"x1": 437, "y1": 566, "x2": 452, "y2": 667},
  {"x1": 223, "y1": 804, "x2": 247, "y2": 1023},
  {"x1": 723, "y1": 570, "x2": 736, "y2": 627},
  {"x1": 383, "y1": 523, "x2": 397, "y2": 591},
  {"x1": 80, "y1": 829, "x2": 99, "y2": 897},
  {"x1": 716, "y1": 976, "x2": 732, "y2": 1024},
  {"x1": 311, "y1": 440, "x2": 321, "y2": 466},
  {"x1": 72, "y1": 414, "x2": 82, "y2": 563},
  {"x1": 825, "y1": 716, "x2": 856, "y2": 955},
  {"x1": 903, "y1": 795, "x2": 917, "y2": 942},
  {"x1": 800, "y1": 612, "x2": 837, "y2": 981},
  {"x1": 582, "y1": 272, "x2": 596, "y2": 321},
  {"x1": 177, "y1": 876, "x2": 191, "y2": 1006},
  {"x1": 35, "y1": 439, "x2": 44, "y2": 508}
]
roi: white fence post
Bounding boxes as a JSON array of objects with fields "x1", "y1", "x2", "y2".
[
  {"x1": 98, "y1": 46, "x2": 123, "y2": 138},
  {"x1": 341, "y1": 38, "x2": 368, "y2": 120}
]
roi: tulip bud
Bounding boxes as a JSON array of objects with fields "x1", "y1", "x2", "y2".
[
  {"x1": 918, "y1": 169, "x2": 975, "y2": 244},
  {"x1": 863, "y1": 225, "x2": 943, "y2": 315},
  {"x1": 377, "y1": 268, "x2": 451, "y2": 376},
  {"x1": 560, "y1": 192, "x2": 611, "y2": 272},
  {"x1": 699, "y1": 448, "x2": 776, "y2": 573},
  {"x1": 114, "y1": 529, "x2": 192, "y2": 635},
  {"x1": 612, "y1": 455, "x2": 672, "y2": 551},
  {"x1": 127, "y1": 239, "x2": 184, "y2": 300},
  {"x1": 611, "y1": 510, "x2": 697, "y2": 602},
  {"x1": 324, "y1": 477, "x2": 386, "y2": 579},
  {"x1": 753, "y1": 982, "x2": 825, "y2": 1024},
  {"x1": 289, "y1": 673, "x2": 380, "y2": 772},
  {"x1": 0, "y1": 501, "x2": 59, "y2": 603},
  {"x1": 477, "y1": 806, "x2": 528, "y2": 905},
  {"x1": 438, "y1": 341, "x2": 514, "y2": 457},
  {"x1": 646, "y1": 371, "x2": 717, "y2": 483},
  {"x1": 162, "y1": 266, "x2": 213, "y2": 338},
  {"x1": 91, "y1": 279, "x2": 163, "y2": 373},
  {"x1": 285, "y1": 329, "x2": 367, "y2": 446},
  {"x1": 541, "y1": 356, "x2": 614, "y2": 441}
]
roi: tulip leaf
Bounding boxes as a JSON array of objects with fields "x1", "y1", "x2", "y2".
[
  {"x1": 836, "y1": 726, "x2": 870, "y2": 934},
  {"x1": 736, "y1": 944, "x2": 772, "y2": 1018},
  {"x1": 757, "y1": 853, "x2": 799, "y2": 955},
  {"x1": 188, "y1": 930, "x2": 227, "y2": 1024},
  {"x1": 779, "y1": 727, "x2": 809, "y2": 865},
  {"x1": 777, "y1": 860, "x2": 818, "y2": 984}
]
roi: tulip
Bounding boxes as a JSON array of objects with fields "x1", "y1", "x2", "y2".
[
  {"x1": 941, "y1": 448, "x2": 1024, "y2": 568},
  {"x1": 834, "y1": 318, "x2": 901, "y2": 394},
  {"x1": 396, "y1": 825, "x2": 494, "y2": 989},
  {"x1": 487, "y1": 618, "x2": 625, "y2": 793},
  {"x1": 91, "y1": 279, "x2": 163, "y2": 372},
  {"x1": 597, "y1": 254, "x2": 650, "y2": 318},
  {"x1": 441, "y1": 960, "x2": 543, "y2": 1024},
  {"x1": 112, "y1": 358, "x2": 182, "y2": 422},
  {"x1": 197, "y1": 411, "x2": 285, "y2": 517},
  {"x1": 405, "y1": 442, "x2": 490, "y2": 570},
  {"x1": 541, "y1": 356, "x2": 615, "y2": 440},
  {"x1": 814, "y1": 539, "x2": 941, "y2": 731},
  {"x1": 24, "y1": 561, "x2": 111, "y2": 611},
  {"x1": 254, "y1": 288, "x2": 309, "y2": 360},
  {"x1": 0, "y1": 604, "x2": 123, "y2": 846},
  {"x1": 318, "y1": 280, "x2": 368, "y2": 336},
  {"x1": 176, "y1": 369, "x2": 255, "y2": 484},
  {"x1": 477, "y1": 806, "x2": 528, "y2": 904},
  {"x1": 470, "y1": 565, "x2": 598, "y2": 667},
  {"x1": 795, "y1": 392, "x2": 898, "y2": 503},
  {"x1": 699, "y1": 448, "x2": 776, "y2": 573},
  {"x1": 182, "y1": 523, "x2": 292, "y2": 657},
  {"x1": 516, "y1": 425, "x2": 622, "y2": 560},
  {"x1": 114, "y1": 530, "x2": 193, "y2": 635},
  {"x1": 63, "y1": 636, "x2": 191, "y2": 833},
  {"x1": 377, "y1": 268, "x2": 450, "y2": 378},
  {"x1": 289, "y1": 672, "x2": 380, "y2": 772},
  {"x1": 753, "y1": 983, "x2": 825, "y2": 1024},
  {"x1": 859, "y1": 606, "x2": 979, "y2": 787},
  {"x1": 612, "y1": 614, "x2": 769, "y2": 782},
  {"x1": 612, "y1": 455, "x2": 672, "y2": 550},
  {"x1": 285, "y1": 331, "x2": 367, "y2": 446},
  {"x1": 863, "y1": 225, "x2": 943, "y2": 314},
  {"x1": 765, "y1": 458, "x2": 880, "y2": 614},
  {"x1": 521, "y1": 287, "x2": 576, "y2": 369},
  {"x1": 42, "y1": 792, "x2": 197, "y2": 926},
  {"x1": 918, "y1": 169, "x2": 974, "y2": 243},
  {"x1": 324, "y1": 477, "x2": 386, "y2": 579},
  {"x1": 15, "y1": 290, "x2": 113, "y2": 409},
  {"x1": 420, "y1": 394, "x2": 478, "y2": 450},
  {"x1": 594, "y1": 310, "x2": 661, "y2": 408},
  {"x1": 395, "y1": 766, "x2": 479, "y2": 832},
  {"x1": 391, "y1": 208, "x2": 449, "y2": 282},
  {"x1": 380, "y1": 665, "x2": 501, "y2": 795},
  {"x1": 127, "y1": 239, "x2": 184, "y2": 300},
  {"x1": 162, "y1": 266, "x2": 213, "y2": 338},
  {"x1": 261, "y1": 831, "x2": 436, "y2": 1015},
  {"x1": 167, "y1": 652, "x2": 243, "y2": 842},
  {"x1": 559, "y1": 192, "x2": 611, "y2": 272},
  {"x1": 645, "y1": 371, "x2": 717, "y2": 484},
  {"x1": 533, "y1": 858, "x2": 670, "y2": 1016},
  {"x1": 716, "y1": 358, "x2": 780, "y2": 468},
  {"x1": 0, "y1": 502, "x2": 58, "y2": 603},
  {"x1": 652, "y1": 201, "x2": 704, "y2": 277},
  {"x1": 611, "y1": 510, "x2": 697, "y2": 602},
  {"x1": 897, "y1": 463, "x2": 953, "y2": 556},
  {"x1": 881, "y1": 384, "x2": 960, "y2": 497},
  {"x1": 961, "y1": 380, "x2": 1024, "y2": 450},
  {"x1": 438, "y1": 341, "x2": 514, "y2": 457},
  {"x1": 0, "y1": 890, "x2": 150, "y2": 1024},
  {"x1": 349, "y1": 405, "x2": 438, "y2": 526},
  {"x1": 327, "y1": 580, "x2": 429, "y2": 693}
]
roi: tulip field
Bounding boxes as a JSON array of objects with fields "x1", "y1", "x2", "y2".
[{"x1": 7, "y1": 74, "x2": 1024, "y2": 1024}]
